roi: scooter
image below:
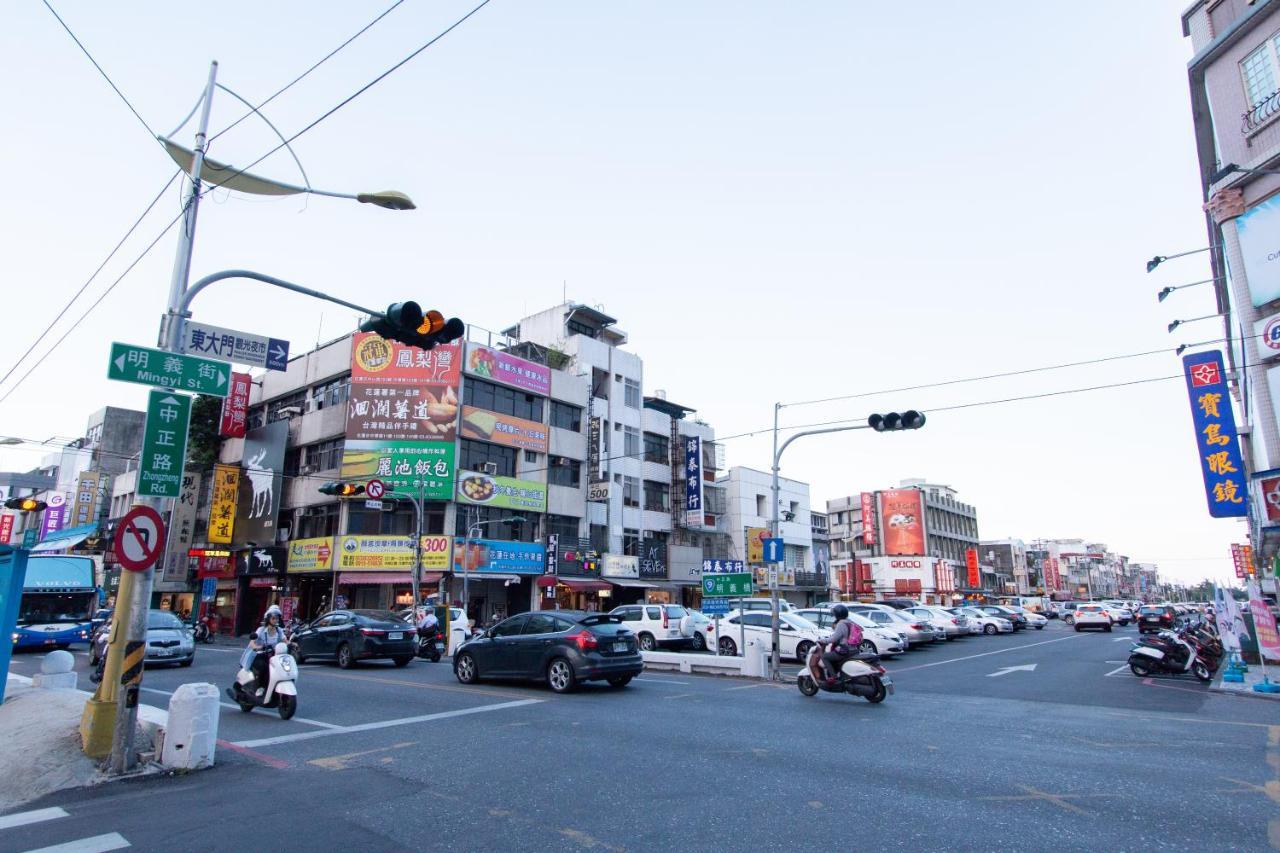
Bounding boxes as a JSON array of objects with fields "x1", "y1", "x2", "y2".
[
  {"x1": 798, "y1": 642, "x2": 893, "y2": 703},
  {"x1": 193, "y1": 616, "x2": 217, "y2": 644},
  {"x1": 416, "y1": 626, "x2": 445, "y2": 662},
  {"x1": 1128, "y1": 630, "x2": 1211, "y2": 683},
  {"x1": 227, "y1": 642, "x2": 299, "y2": 719}
]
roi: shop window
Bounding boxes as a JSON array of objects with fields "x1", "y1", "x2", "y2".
[
  {"x1": 551, "y1": 401, "x2": 582, "y2": 432},
  {"x1": 464, "y1": 377, "x2": 544, "y2": 422},
  {"x1": 548, "y1": 456, "x2": 581, "y2": 488},
  {"x1": 459, "y1": 439, "x2": 517, "y2": 477}
]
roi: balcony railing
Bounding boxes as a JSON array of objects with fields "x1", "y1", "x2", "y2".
[
  {"x1": 793, "y1": 570, "x2": 827, "y2": 588},
  {"x1": 1244, "y1": 89, "x2": 1280, "y2": 134}
]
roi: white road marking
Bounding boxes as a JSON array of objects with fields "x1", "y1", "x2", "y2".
[
  {"x1": 138, "y1": 686, "x2": 340, "y2": 730},
  {"x1": 233, "y1": 698, "x2": 543, "y2": 749},
  {"x1": 634, "y1": 677, "x2": 691, "y2": 685},
  {"x1": 0, "y1": 807, "x2": 68, "y2": 830},
  {"x1": 987, "y1": 664, "x2": 1037, "y2": 678},
  {"x1": 1104, "y1": 664, "x2": 1131, "y2": 678},
  {"x1": 890, "y1": 634, "x2": 1086, "y2": 673},
  {"x1": 22, "y1": 833, "x2": 130, "y2": 853}
]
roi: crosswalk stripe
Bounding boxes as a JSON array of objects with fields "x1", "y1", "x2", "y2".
[
  {"x1": 22, "y1": 833, "x2": 130, "y2": 853},
  {"x1": 0, "y1": 807, "x2": 68, "y2": 831}
]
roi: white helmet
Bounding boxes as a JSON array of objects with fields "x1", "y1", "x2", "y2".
[{"x1": 264, "y1": 605, "x2": 282, "y2": 620}]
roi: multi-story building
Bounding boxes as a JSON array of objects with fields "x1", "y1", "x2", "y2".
[
  {"x1": 1180, "y1": 1, "x2": 1280, "y2": 590},
  {"x1": 979, "y1": 539, "x2": 1029, "y2": 596},
  {"x1": 721, "y1": 467, "x2": 821, "y2": 606}
]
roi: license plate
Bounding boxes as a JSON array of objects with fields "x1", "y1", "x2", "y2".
[
  {"x1": 880, "y1": 676, "x2": 893, "y2": 687},
  {"x1": 613, "y1": 642, "x2": 629, "y2": 653},
  {"x1": 434, "y1": 641, "x2": 445, "y2": 650},
  {"x1": 1144, "y1": 616, "x2": 1158, "y2": 621},
  {"x1": 388, "y1": 632, "x2": 403, "y2": 640}
]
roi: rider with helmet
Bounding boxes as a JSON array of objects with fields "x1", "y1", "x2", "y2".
[
  {"x1": 249, "y1": 605, "x2": 288, "y2": 694},
  {"x1": 820, "y1": 604, "x2": 863, "y2": 683}
]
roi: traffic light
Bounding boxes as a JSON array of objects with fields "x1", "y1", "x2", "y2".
[
  {"x1": 360, "y1": 301, "x2": 465, "y2": 351},
  {"x1": 4, "y1": 497, "x2": 46, "y2": 513},
  {"x1": 318, "y1": 482, "x2": 365, "y2": 498},
  {"x1": 868, "y1": 410, "x2": 926, "y2": 432}
]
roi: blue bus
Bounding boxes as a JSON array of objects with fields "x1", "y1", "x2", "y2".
[{"x1": 13, "y1": 555, "x2": 99, "y2": 650}]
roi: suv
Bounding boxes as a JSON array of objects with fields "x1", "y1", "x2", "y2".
[
  {"x1": 1137, "y1": 604, "x2": 1177, "y2": 634},
  {"x1": 610, "y1": 604, "x2": 691, "y2": 651},
  {"x1": 974, "y1": 604, "x2": 1028, "y2": 630}
]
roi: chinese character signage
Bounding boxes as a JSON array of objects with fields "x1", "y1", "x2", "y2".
[
  {"x1": 287, "y1": 538, "x2": 334, "y2": 572},
  {"x1": 880, "y1": 489, "x2": 926, "y2": 556},
  {"x1": 0, "y1": 515, "x2": 12, "y2": 544},
  {"x1": 1231, "y1": 544, "x2": 1247, "y2": 579},
  {"x1": 236, "y1": 420, "x2": 288, "y2": 546},
  {"x1": 745, "y1": 527, "x2": 769, "y2": 564},
  {"x1": 220, "y1": 372, "x2": 251, "y2": 438},
  {"x1": 348, "y1": 383, "x2": 459, "y2": 442},
  {"x1": 602, "y1": 554, "x2": 639, "y2": 578},
  {"x1": 1182, "y1": 351, "x2": 1248, "y2": 517},
  {"x1": 1048, "y1": 557, "x2": 1061, "y2": 591},
  {"x1": 139, "y1": 390, "x2": 193, "y2": 498},
  {"x1": 453, "y1": 538, "x2": 546, "y2": 575},
  {"x1": 587, "y1": 416, "x2": 604, "y2": 483},
  {"x1": 326, "y1": 535, "x2": 453, "y2": 572},
  {"x1": 351, "y1": 333, "x2": 460, "y2": 385},
  {"x1": 461, "y1": 406, "x2": 548, "y2": 452},
  {"x1": 860, "y1": 492, "x2": 877, "y2": 545},
  {"x1": 160, "y1": 471, "x2": 202, "y2": 589},
  {"x1": 208, "y1": 464, "x2": 239, "y2": 544},
  {"x1": 684, "y1": 436, "x2": 703, "y2": 528},
  {"x1": 465, "y1": 343, "x2": 550, "y2": 396},
  {"x1": 456, "y1": 470, "x2": 548, "y2": 512},
  {"x1": 342, "y1": 441, "x2": 456, "y2": 497},
  {"x1": 965, "y1": 548, "x2": 980, "y2": 588},
  {"x1": 39, "y1": 493, "x2": 68, "y2": 540},
  {"x1": 71, "y1": 470, "x2": 107, "y2": 528}
]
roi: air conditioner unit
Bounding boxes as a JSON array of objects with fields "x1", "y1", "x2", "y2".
[{"x1": 481, "y1": 462, "x2": 498, "y2": 475}]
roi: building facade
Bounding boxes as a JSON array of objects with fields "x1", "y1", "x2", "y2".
[{"x1": 721, "y1": 467, "x2": 822, "y2": 606}]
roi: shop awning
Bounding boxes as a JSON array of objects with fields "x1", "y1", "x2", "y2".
[
  {"x1": 607, "y1": 579, "x2": 657, "y2": 589},
  {"x1": 460, "y1": 573, "x2": 525, "y2": 583},
  {"x1": 338, "y1": 572, "x2": 443, "y2": 585},
  {"x1": 537, "y1": 576, "x2": 611, "y2": 592},
  {"x1": 30, "y1": 523, "x2": 98, "y2": 553}
]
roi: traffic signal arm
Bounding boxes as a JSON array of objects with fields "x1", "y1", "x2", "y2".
[
  {"x1": 318, "y1": 482, "x2": 365, "y2": 497},
  {"x1": 360, "y1": 301, "x2": 465, "y2": 351},
  {"x1": 4, "y1": 497, "x2": 46, "y2": 512}
]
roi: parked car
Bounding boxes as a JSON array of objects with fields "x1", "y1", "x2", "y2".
[
  {"x1": 143, "y1": 609, "x2": 195, "y2": 668},
  {"x1": 1059, "y1": 602, "x2": 1086, "y2": 625},
  {"x1": 849, "y1": 605, "x2": 937, "y2": 646},
  {"x1": 1137, "y1": 604, "x2": 1178, "y2": 634},
  {"x1": 292, "y1": 610, "x2": 416, "y2": 668},
  {"x1": 1101, "y1": 603, "x2": 1133, "y2": 626},
  {"x1": 1073, "y1": 604, "x2": 1112, "y2": 632},
  {"x1": 731, "y1": 598, "x2": 796, "y2": 614},
  {"x1": 954, "y1": 607, "x2": 1013, "y2": 634},
  {"x1": 974, "y1": 604, "x2": 1028, "y2": 630},
  {"x1": 609, "y1": 603, "x2": 691, "y2": 651},
  {"x1": 1010, "y1": 607, "x2": 1046, "y2": 630},
  {"x1": 452, "y1": 611, "x2": 642, "y2": 692},
  {"x1": 794, "y1": 609, "x2": 907, "y2": 657},
  {"x1": 904, "y1": 605, "x2": 968, "y2": 638},
  {"x1": 682, "y1": 609, "x2": 715, "y2": 651},
  {"x1": 718, "y1": 611, "x2": 824, "y2": 659}
]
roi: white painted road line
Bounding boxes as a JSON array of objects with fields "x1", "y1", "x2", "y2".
[
  {"x1": 634, "y1": 677, "x2": 691, "y2": 686},
  {"x1": 1104, "y1": 664, "x2": 1131, "y2": 678},
  {"x1": 138, "y1": 686, "x2": 340, "y2": 730},
  {"x1": 233, "y1": 698, "x2": 544, "y2": 749},
  {"x1": 890, "y1": 634, "x2": 1086, "y2": 673},
  {"x1": 0, "y1": 807, "x2": 68, "y2": 831},
  {"x1": 22, "y1": 833, "x2": 130, "y2": 853}
]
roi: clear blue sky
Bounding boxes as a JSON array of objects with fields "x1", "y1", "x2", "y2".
[{"x1": 0, "y1": 1, "x2": 1233, "y2": 584}]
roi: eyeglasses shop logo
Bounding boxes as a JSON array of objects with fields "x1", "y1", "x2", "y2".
[{"x1": 890, "y1": 559, "x2": 923, "y2": 569}]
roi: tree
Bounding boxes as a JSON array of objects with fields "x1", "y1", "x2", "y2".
[{"x1": 186, "y1": 395, "x2": 224, "y2": 467}]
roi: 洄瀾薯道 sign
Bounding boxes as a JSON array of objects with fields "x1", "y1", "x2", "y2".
[
  {"x1": 108, "y1": 342, "x2": 230, "y2": 397},
  {"x1": 1182, "y1": 351, "x2": 1248, "y2": 518},
  {"x1": 138, "y1": 390, "x2": 193, "y2": 499}
]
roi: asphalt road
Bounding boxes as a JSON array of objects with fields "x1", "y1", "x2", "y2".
[{"x1": 3, "y1": 620, "x2": 1277, "y2": 852}]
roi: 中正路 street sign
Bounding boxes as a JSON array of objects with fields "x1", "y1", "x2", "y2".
[
  {"x1": 108, "y1": 342, "x2": 231, "y2": 397},
  {"x1": 179, "y1": 321, "x2": 290, "y2": 372},
  {"x1": 702, "y1": 572, "x2": 752, "y2": 597},
  {"x1": 138, "y1": 390, "x2": 193, "y2": 499}
]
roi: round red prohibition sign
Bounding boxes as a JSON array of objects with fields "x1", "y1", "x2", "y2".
[
  {"x1": 366, "y1": 479, "x2": 386, "y2": 500},
  {"x1": 114, "y1": 504, "x2": 167, "y2": 573}
]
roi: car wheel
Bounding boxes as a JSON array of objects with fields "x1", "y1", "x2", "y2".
[
  {"x1": 1074, "y1": 625, "x2": 1082, "y2": 632},
  {"x1": 607, "y1": 675, "x2": 632, "y2": 688},
  {"x1": 637, "y1": 633, "x2": 656, "y2": 652},
  {"x1": 393, "y1": 656, "x2": 412, "y2": 668},
  {"x1": 546, "y1": 657, "x2": 576, "y2": 694},
  {"x1": 278, "y1": 694, "x2": 296, "y2": 720},
  {"x1": 455, "y1": 652, "x2": 478, "y2": 684},
  {"x1": 1034, "y1": 625, "x2": 1044, "y2": 630},
  {"x1": 795, "y1": 641, "x2": 814, "y2": 662},
  {"x1": 858, "y1": 640, "x2": 876, "y2": 655},
  {"x1": 336, "y1": 643, "x2": 355, "y2": 669},
  {"x1": 691, "y1": 632, "x2": 707, "y2": 652},
  {"x1": 983, "y1": 624, "x2": 997, "y2": 635},
  {"x1": 239, "y1": 701, "x2": 254, "y2": 713},
  {"x1": 718, "y1": 636, "x2": 737, "y2": 656},
  {"x1": 1105, "y1": 625, "x2": 1113, "y2": 633},
  {"x1": 180, "y1": 658, "x2": 193, "y2": 667},
  {"x1": 1065, "y1": 615, "x2": 1074, "y2": 625}
]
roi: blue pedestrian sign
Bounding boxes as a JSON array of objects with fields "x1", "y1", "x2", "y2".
[
  {"x1": 701, "y1": 597, "x2": 730, "y2": 616},
  {"x1": 762, "y1": 537, "x2": 784, "y2": 563}
]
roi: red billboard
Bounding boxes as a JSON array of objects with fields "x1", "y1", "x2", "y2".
[
  {"x1": 220, "y1": 371, "x2": 251, "y2": 438},
  {"x1": 860, "y1": 492, "x2": 876, "y2": 545},
  {"x1": 350, "y1": 332, "x2": 460, "y2": 386},
  {"x1": 879, "y1": 489, "x2": 925, "y2": 556},
  {"x1": 0, "y1": 515, "x2": 12, "y2": 545},
  {"x1": 965, "y1": 548, "x2": 980, "y2": 588}
]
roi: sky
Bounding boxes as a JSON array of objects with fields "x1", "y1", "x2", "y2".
[{"x1": 0, "y1": 1, "x2": 1237, "y2": 585}]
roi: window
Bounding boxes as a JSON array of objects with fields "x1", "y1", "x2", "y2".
[
  {"x1": 623, "y1": 476, "x2": 639, "y2": 507},
  {"x1": 624, "y1": 426, "x2": 640, "y2": 459},
  {"x1": 297, "y1": 503, "x2": 339, "y2": 539},
  {"x1": 756, "y1": 494, "x2": 767, "y2": 517},
  {"x1": 624, "y1": 378, "x2": 641, "y2": 409},
  {"x1": 347, "y1": 503, "x2": 416, "y2": 535},
  {"x1": 267, "y1": 390, "x2": 307, "y2": 422},
  {"x1": 568, "y1": 317, "x2": 598, "y2": 339},
  {"x1": 616, "y1": 607, "x2": 640, "y2": 622},
  {"x1": 1243, "y1": 41, "x2": 1278, "y2": 108},
  {"x1": 742, "y1": 613, "x2": 772, "y2": 628},
  {"x1": 645, "y1": 606, "x2": 661, "y2": 619},
  {"x1": 312, "y1": 378, "x2": 349, "y2": 411},
  {"x1": 284, "y1": 447, "x2": 301, "y2": 477},
  {"x1": 491, "y1": 615, "x2": 528, "y2": 638},
  {"x1": 623, "y1": 528, "x2": 640, "y2": 556},
  {"x1": 459, "y1": 439, "x2": 517, "y2": 477},
  {"x1": 546, "y1": 514, "x2": 580, "y2": 543},
  {"x1": 548, "y1": 456, "x2": 581, "y2": 488},
  {"x1": 643, "y1": 432, "x2": 669, "y2": 464},
  {"x1": 524, "y1": 450, "x2": 539, "y2": 464},
  {"x1": 246, "y1": 406, "x2": 265, "y2": 430},
  {"x1": 643, "y1": 480, "x2": 669, "y2": 512},
  {"x1": 463, "y1": 377, "x2": 544, "y2": 422},
  {"x1": 523, "y1": 614, "x2": 558, "y2": 634},
  {"x1": 550, "y1": 401, "x2": 582, "y2": 432},
  {"x1": 592, "y1": 368, "x2": 610, "y2": 399},
  {"x1": 307, "y1": 438, "x2": 344, "y2": 472},
  {"x1": 455, "y1": 505, "x2": 535, "y2": 542}
]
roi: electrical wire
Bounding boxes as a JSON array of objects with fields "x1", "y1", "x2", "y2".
[
  {"x1": 40, "y1": 0, "x2": 159, "y2": 143},
  {"x1": 198, "y1": 0, "x2": 495, "y2": 198},
  {"x1": 0, "y1": 169, "x2": 182, "y2": 393},
  {"x1": 208, "y1": 0, "x2": 411, "y2": 144}
]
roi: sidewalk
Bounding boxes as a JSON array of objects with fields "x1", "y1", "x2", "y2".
[
  {"x1": 1209, "y1": 665, "x2": 1280, "y2": 700},
  {"x1": 0, "y1": 675, "x2": 168, "y2": 811}
]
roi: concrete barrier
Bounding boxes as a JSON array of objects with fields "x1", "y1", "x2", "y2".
[
  {"x1": 642, "y1": 650, "x2": 750, "y2": 677},
  {"x1": 32, "y1": 650, "x2": 77, "y2": 690},
  {"x1": 161, "y1": 683, "x2": 219, "y2": 770}
]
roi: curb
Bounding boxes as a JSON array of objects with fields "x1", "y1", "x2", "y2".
[{"x1": 1208, "y1": 674, "x2": 1280, "y2": 702}]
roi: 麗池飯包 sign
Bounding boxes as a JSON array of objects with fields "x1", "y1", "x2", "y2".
[
  {"x1": 1182, "y1": 351, "x2": 1248, "y2": 517},
  {"x1": 180, "y1": 321, "x2": 289, "y2": 371},
  {"x1": 341, "y1": 441, "x2": 456, "y2": 498},
  {"x1": 456, "y1": 471, "x2": 547, "y2": 513},
  {"x1": 465, "y1": 343, "x2": 550, "y2": 396},
  {"x1": 138, "y1": 390, "x2": 193, "y2": 499}
]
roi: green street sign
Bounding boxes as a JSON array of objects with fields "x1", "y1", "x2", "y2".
[
  {"x1": 701, "y1": 572, "x2": 753, "y2": 597},
  {"x1": 138, "y1": 390, "x2": 193, "y2": 498},
  {"x1": 107, "y1": 342, "x2": 230, "y2": 397}
]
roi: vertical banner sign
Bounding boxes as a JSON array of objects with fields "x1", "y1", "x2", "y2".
[
  {"x1": 139, "y1": 390, "x2": 193, "y2": 499},
  {"x1": 161, "y1": 471, "x2": 202, "y2": 586},
  {"x1": 0, "y1": 515, "x2": 12, "y2": 545},
  {"x1": 1243, "y1": 544, "x2": 1257, "y2": 576},
  {"x1": 208, "y1": 464, "x2": 240, "y2": 545},
  {"x1": 40, "y1": 493, "x2": 68, "y2": 539},
  {"x1": 860, "y1": 492, "x2": 877, "y2": 546},
  {"x1": 965, "y1": 548, "x2": 981, "y2": 588},
  {"x1": 587, "y1": 416, "x2": 604, "y2": 483},
  {"x1": 1182, "y1": 351, "x2": 1249, "y2": 517},
  {"x1": 684, "y1": 435, "x2": 703, "y2": 527},
  {"x1": 1232, "y1": 544, "x2": 1247, "y2": 579},
  {"x1": 71, "y1": 471, "x2": 101, "y2": 527},
  {"x1": 1049, "y1": 557, "x2": 1062, "y2": 591},
  {"x1": 220, "y1": 371, "x2": 251, "y2": 438},
  {"x1": 1248, "y1": 579, "x2": 1280, "y2": 662},
  {"x1": 545, "y1": 534, "x2": 558, "y2": 574},
  {"x1": 236, "y1": 421, "x2": 287, "y2": 546},
  {"x1": 880, "y1": 489, "x2": 926, "y2": 556}
]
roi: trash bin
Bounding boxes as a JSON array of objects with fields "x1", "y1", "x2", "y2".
[{"x1": 161, "y1": 683, "x2": 220, "y2": 770}]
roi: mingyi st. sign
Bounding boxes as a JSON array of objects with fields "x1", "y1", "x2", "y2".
[{"x1": 1182, "y1": 351, "x2": 1248, "y2": 518}]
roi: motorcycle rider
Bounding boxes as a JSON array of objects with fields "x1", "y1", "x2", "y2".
[
  {"x1": 819, "y1": 605, "x2": 862, "y2": 684},
  {"x1": 249, "y1": 606, "x2": 288, "y2": 695},
  {"x1": 416, "y1": 606, "x2": 440, "y2": 650}
]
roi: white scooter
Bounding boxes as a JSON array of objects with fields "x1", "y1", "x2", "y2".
[
  {"x1": 227, "y1": 641, "x2": 298, "y2": 719},
  {"x1": 798, "y1": 642, "x2": 892, "y2": 703}
]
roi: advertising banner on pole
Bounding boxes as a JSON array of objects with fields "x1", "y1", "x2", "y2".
[
  {"x1": 160, "y1": 471, "x2": 201, "y2": 588},
  {"x1": 880, "y1": 489, "x2": 926, "y2": 556},
  {"x1": 0, "y1": 515, "x2": 12, "y2": 545},
  {"x1": 587, "y1": 416, "x2": 605, "y2": 485},
  {"x1": 220, "y1": 372, "x2": 251, "y2": 438},
  {"x1": 1182, "y1": 351, "x2": 1248, "y2": 517},
  {"x1": 39, "y1": 494, "x2": 67, "y2": 540},
  {"x1": 860, "y1": 492, "x2": 877, "y2": 546},
  {"x1": 746, "y1": 527, "x2": 769, "y2": 564},
  {"x1": 1248, "y1": 579, "x2": 1280, "y2": 662},
  {"x1": 965, "y1": 548, "x2": 981, "y2": 588}
]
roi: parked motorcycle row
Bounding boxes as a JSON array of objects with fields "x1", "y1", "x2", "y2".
[{"x1": 1127, "y1": 608, "x2": 1223, "y2": 683}]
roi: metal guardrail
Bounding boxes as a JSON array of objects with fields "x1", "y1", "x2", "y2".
[{"x1": 1243, "y1": 89, "x2": 1280, "y2": 134}]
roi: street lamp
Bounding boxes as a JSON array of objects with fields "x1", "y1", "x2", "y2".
[
  {"x1": 1146, "y1": 246, "x2": 1214, "y2": 273},
  {"x1": 1167, "y1": 313, "x2": 1225, "y2": 334},
  {"x1": 460, "y1": 513, "x2": 526, "y2": 618},
  {"x1": 1157, "y1": 278, "x2": 1217, "y2": 302}
]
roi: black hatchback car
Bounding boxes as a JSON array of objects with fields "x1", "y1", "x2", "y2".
[
  {"x1": 453, "y1": 611, "x2": 642, "y2": 693},
  {"x1": 292, "y1": 610, "x2": 416, "y2": 668},
  {"x1": 1138, "y1": 605, "x2": 1178, "y2": 634}
]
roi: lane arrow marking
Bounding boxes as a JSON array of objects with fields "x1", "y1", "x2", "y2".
[{"x1": 988, "y1": 664, "x2": 1037, "y2": 678}]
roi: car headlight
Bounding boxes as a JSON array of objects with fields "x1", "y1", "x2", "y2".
[{"x1": 11, "y1": 633, "x2": 19, "y2": 642}]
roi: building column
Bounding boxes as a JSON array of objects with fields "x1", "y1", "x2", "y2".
[{"x1": 1206, "y1": 188, "x2": 1280, "y2": 470}]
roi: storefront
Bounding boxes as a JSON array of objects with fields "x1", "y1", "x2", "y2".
[
  {"x1": 193, "y1": 551, "x2": 236, "y2": 634},
  {"x1": 333, "y1": 571, "x2": 444, "y2": 612},
  {"x1": 602, "y1": 555, "x2": 646, "y2": 607},
  {"x1": 667, "y1": 545, "x2": 706, "y2": 610},
  {"x1": 449, "y1": 538, "x2": 543, "y2": 626},
  {"x1": 538, "y1": 576, "x2": 613, "y2": 611},
  {"x1": 233, "y1": 547, "x2": 285, "y2": 635}
]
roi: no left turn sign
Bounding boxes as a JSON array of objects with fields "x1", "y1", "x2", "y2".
[
  {"x1": 114, "y1": 505, "x2": 166, "y2": 573},
  {"x1": 366, "y1": 479, "x2": 386, "y2": 500}
]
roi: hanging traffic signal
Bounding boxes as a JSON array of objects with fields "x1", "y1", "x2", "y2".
[
  {"x1": 360, "y1": 301, "x2": 465, "y2": 351},
  {"x1": 4, "y1": 497, "x2": 46, "y2": 513},
  {"x1": 318, "y1": 482, "x2": 365, "y2": 498},
  {"x1": 868, "y1": 410, "x2": 926, "y2": 432}
]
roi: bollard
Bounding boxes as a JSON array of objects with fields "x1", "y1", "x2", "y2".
[
  {"x1": 33, "y1": 650, "x2": 78, "y2": 690},
  {"x1": 161, "y1": 683, "x2": 220, "y2": 770}
]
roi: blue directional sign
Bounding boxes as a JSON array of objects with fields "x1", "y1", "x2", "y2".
[
  {"x1": 700, "y1": 597, "x2": 730, "y2": 616},
  {"x1": 762, "y1": 537, "x2": 784, "y2": 563}
]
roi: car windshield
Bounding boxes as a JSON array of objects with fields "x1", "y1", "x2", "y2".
[
  {"x1": 850, "y1": 614, "x2": 878, "y2": 630},
  {"x1": 664, "y1": 606, "x2": 688, "y2": 618},
  {"x1": 783, "y1": 614, "x2": 819, "y2": 631},
  {"x1": 147, "y1": 611, "x2": 183, "y2": 630}
]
